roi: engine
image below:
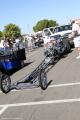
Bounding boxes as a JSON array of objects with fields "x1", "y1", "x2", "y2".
[{"x1": 44, "y1": 35, "x2": 65, "y2": 58}]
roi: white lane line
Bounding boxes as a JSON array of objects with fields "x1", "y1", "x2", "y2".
[
  {"x1": 49, "y1": 82, "x2": 80, "y2": 88},
  {"x1": 1, "y1": 82, "x2": 80, "y2": 93},
  {"x1": 1, "y1": 98, "x2": 80, "y2": 108},
  {"x1": 0, "y1": 106, "x2": 8, "y2": 115}
]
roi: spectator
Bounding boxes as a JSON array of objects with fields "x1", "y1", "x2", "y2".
[
  {"x1": 27, "y1": 35, "x2": 33, "y2": 52},
  {"x1": 71, "y1": 20, "x2": 80, "y2": 59},
  {"x1": 0, "y1": 39, "x2": 9, "y2": 50},
  {"x1": 14, "y1": 37, "x2": 25, "y2": 50},
  {"x1": 43, "y1": 36, "x2": 51, "y2": 49}
]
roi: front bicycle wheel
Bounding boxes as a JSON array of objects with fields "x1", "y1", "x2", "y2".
[
  {"x1": 38, "y1": 69, "x2": 47, "y2": 90},
  {"x1": 0, "y1": 74, "x2": 11, "y2": 93}
]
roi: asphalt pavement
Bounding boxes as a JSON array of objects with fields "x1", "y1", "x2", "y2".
[{"x1": 0, "y1": 47, "x2": 80, "y2": 120}]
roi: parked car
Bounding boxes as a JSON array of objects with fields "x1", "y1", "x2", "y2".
[
  {"x1": 33, "y1": 32, "x2": 44, "y2": 47},
  {"x1": 34, "y1": 37, "x2": 44, "y2": 47},
  {"x1": 43, "y1": 24, "x2": 74, "y2": 47}
]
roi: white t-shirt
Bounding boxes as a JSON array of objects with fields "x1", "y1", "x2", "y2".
[
  {"x1": 27, "y1": 36, "x2": 32, "y2": 46},
  {"x1": 43, "y1": 36, "x2": 51, "y2": 44},
  {"x1": 0, "y1": 40, "x2": 9, "y2": 48},
  {"x1": 15, "y1": 39, "x2": 20, "y2": 43}
]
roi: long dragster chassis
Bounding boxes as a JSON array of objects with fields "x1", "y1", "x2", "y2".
[
  {"x1": 0, "y1": 56, "x2": 55, "y2": 93},
  {"x1": 0, "y1": 36, "x2": 71, "y2": 93}
]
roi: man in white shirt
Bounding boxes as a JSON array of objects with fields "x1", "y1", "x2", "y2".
[
  {"x1": 70, "y1": 20, "x2": 80, "y2": 59},
  {"x1": 0, "y1": 39, "x2": 9, "y2": 49},
  {"x1": 43, "y1": 36, "x2": 51, "y2": 49}
]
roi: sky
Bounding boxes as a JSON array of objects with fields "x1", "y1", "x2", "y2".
[{"x1": 0, "y1": 0, "x2": 80, "y2": 34}]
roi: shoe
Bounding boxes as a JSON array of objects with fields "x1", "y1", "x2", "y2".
[{"x1": 76, "y1": 55, "x2": 80, "y2": 59}]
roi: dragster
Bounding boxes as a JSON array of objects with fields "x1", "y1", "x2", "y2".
[{"x1": 0, "y1": 35, "x2": 71, "y2": 93}]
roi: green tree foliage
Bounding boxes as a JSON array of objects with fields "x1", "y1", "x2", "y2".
[
  {"x1": 48, "y1": 20, "x2": 58, "y2": 27},
  {"x1": 33, "y1": 19, "x2": 58, "y2": 32},
  {"x1": 0, "y1": 31, "x2": 3, "y2": 40},
  {"x1": 3, "y1": 24, "x2": 21, "y2": 40}
]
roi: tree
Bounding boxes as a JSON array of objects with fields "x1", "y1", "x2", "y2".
[
  {"x1": 33, "y1": 19, "x2": 58, "y2": 32},
  {"x1": 3, "y1": 24, "x2": 21, "y2": 40},
  {"x1": 48, "y1": 20, "x2": 58, "y2": 27},
  {"x1": 0, "y1": 31, "x2": 3, "y2": 40}
]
